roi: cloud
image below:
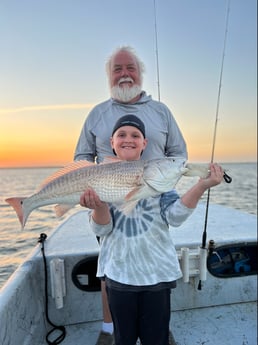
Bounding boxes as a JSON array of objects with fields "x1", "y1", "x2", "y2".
[{"x1": 0, "y1": 103, "x2": 94, "y2": 114}]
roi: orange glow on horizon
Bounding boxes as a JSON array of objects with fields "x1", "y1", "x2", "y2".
[
  {"x1": 0, "y1": 105, "x2": 256, "y2": 167},
  {"x1": 0, "y1": 143, "x2": 75, "y2": 168}
]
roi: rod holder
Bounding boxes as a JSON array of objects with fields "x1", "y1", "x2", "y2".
[
  {"x1": 199, "y1": 247, "x2": 207, "y2": 282},
  {"x1": 181, "y1": 247, "x2": 190, "y2": 283},
  {"x1": 50, "y1": 258, "x2": 66, "y2": 309}
]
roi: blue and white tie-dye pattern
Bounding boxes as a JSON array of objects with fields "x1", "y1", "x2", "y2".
[{"x1": 90, "y1": 190, "x2": 194, "y2": 286}]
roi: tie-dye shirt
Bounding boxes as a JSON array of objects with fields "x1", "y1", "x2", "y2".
[{"x1": 90, "y1": 190, "x2": 194, "y2": 286}]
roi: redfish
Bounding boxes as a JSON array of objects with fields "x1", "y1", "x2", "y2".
[{"x1": 5, "y1": 157, "x2": 213, "y2": 229}]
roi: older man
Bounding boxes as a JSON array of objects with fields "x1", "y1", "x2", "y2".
[{"x1": 74, "y1": 45, "x2": 187, "y2": 345}]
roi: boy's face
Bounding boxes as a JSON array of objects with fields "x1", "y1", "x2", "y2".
[{"x1": 110, "y1": 126, "x2": 147, "y2": 161}]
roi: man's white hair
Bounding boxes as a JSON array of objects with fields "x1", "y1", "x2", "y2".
[{"x1": 105, "y1": 46, "x2": 145, "y2": 86}]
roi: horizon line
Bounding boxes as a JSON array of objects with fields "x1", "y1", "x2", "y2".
[{"x1": 0, "y1": 160, "x2": 257, "y2": 169}]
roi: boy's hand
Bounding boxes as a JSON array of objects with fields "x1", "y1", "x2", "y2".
[
  {"x1": 201, "y1": 163, "x2": 224, "y2": 188},
  {"x1": 80, "y1": 188, "x2": 105, "y2": 209}
]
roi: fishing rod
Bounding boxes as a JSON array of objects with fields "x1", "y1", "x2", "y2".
[
  {"x1": 153, "y1": 0, "x2": 232, "y2": 289},
  {"x1": 198, "y1": 0, "x2": 232, "y2": 291}
]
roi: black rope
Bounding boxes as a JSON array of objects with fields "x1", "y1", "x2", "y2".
[{"x1": 38, "y1": 233, "x2": 66, "y2": 345}]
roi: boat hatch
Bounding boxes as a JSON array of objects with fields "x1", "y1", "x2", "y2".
[
  {"x1": 207, "y1": 241, "x2": 258, "y2": 278},
  {"x1": 71, "y1": 255, "x2": 101, "y2": 291}
]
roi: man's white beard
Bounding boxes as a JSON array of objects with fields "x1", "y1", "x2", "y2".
[{"x1": 111, "y1": 84, "x2": 142, "y2": 103}]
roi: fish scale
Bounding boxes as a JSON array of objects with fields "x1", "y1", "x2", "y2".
[
  {"x1": 57, "y1": 160, "x2": 145, "y2": 202},
  {"x1": 38, "y1": 160, "x2": 144, "y2": 201}
]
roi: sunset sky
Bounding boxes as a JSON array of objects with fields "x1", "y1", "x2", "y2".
[{"x1": 0, "y1": 0, "x2": 257, "y2": 167}]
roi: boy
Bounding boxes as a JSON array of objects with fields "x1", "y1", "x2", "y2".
[{"x1": 80, "y1": 115, "x2": 223, "y2": 345}]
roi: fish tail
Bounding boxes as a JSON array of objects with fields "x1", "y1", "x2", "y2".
[{"x1": 5, "y1": 197, "x2": 29, "y2": 229}]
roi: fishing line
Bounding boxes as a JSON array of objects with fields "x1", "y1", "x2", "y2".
[{"x1": 198, "y1": 0, "x2": 232, "y2": 291}]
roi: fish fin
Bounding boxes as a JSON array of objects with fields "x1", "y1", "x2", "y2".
[
  {"x1": 120, "y1": 187, "x2": 146, "y2": 214},
  {"x1": 117, "y1": 200, "x2": 139, "y2": 215},
  {"x1": 38, "y1": 158, "x2": 124, "y2": 190},
  {"x1": 184, "y1": 163, "x2": 210, "y2": 178},
  {"x1": 124, "y1": 187, "x2": 142, "y2": 201},
  {"x1": 5, "y1": 197, "x2": 28, "y2": 229},
  {"x1": 38, "y1": 161, "x2": 96, "y2": 190},
  {"x1": 102, "y1": 156, "x2": 123, "y2": 164},
  {"x1": 55, "y1": 204, "x2": 75, "y2": 217}
]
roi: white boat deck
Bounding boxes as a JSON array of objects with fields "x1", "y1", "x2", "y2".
[{"x1": 39, "y1": 302, "x2": 257, "y2": 345}]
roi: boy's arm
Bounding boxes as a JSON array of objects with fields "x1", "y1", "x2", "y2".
[
  {"x1": 165, "y1": 163, "x2": 224, "y2": 228},
  {"x1": 181, "y1": 163, "x2": 224, "y2": 209}
]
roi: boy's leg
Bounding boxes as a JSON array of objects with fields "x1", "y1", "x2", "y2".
[
  {"x1": 96, "y1": 281, "x2": 114, "y2": 345},
  {"x1": 106, "y1": 286, "x2": 138, "y2": 345},
  {"x1": 138, "y1": 289, "x2": 171, "y2": 345},
  {"x1": 102, "y1": 280, "x2": 113, "y2": 325}
]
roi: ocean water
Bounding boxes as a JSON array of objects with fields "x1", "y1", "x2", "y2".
[{"x1": 0, "y1": 163, "x2": 257, "y2": 289}]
